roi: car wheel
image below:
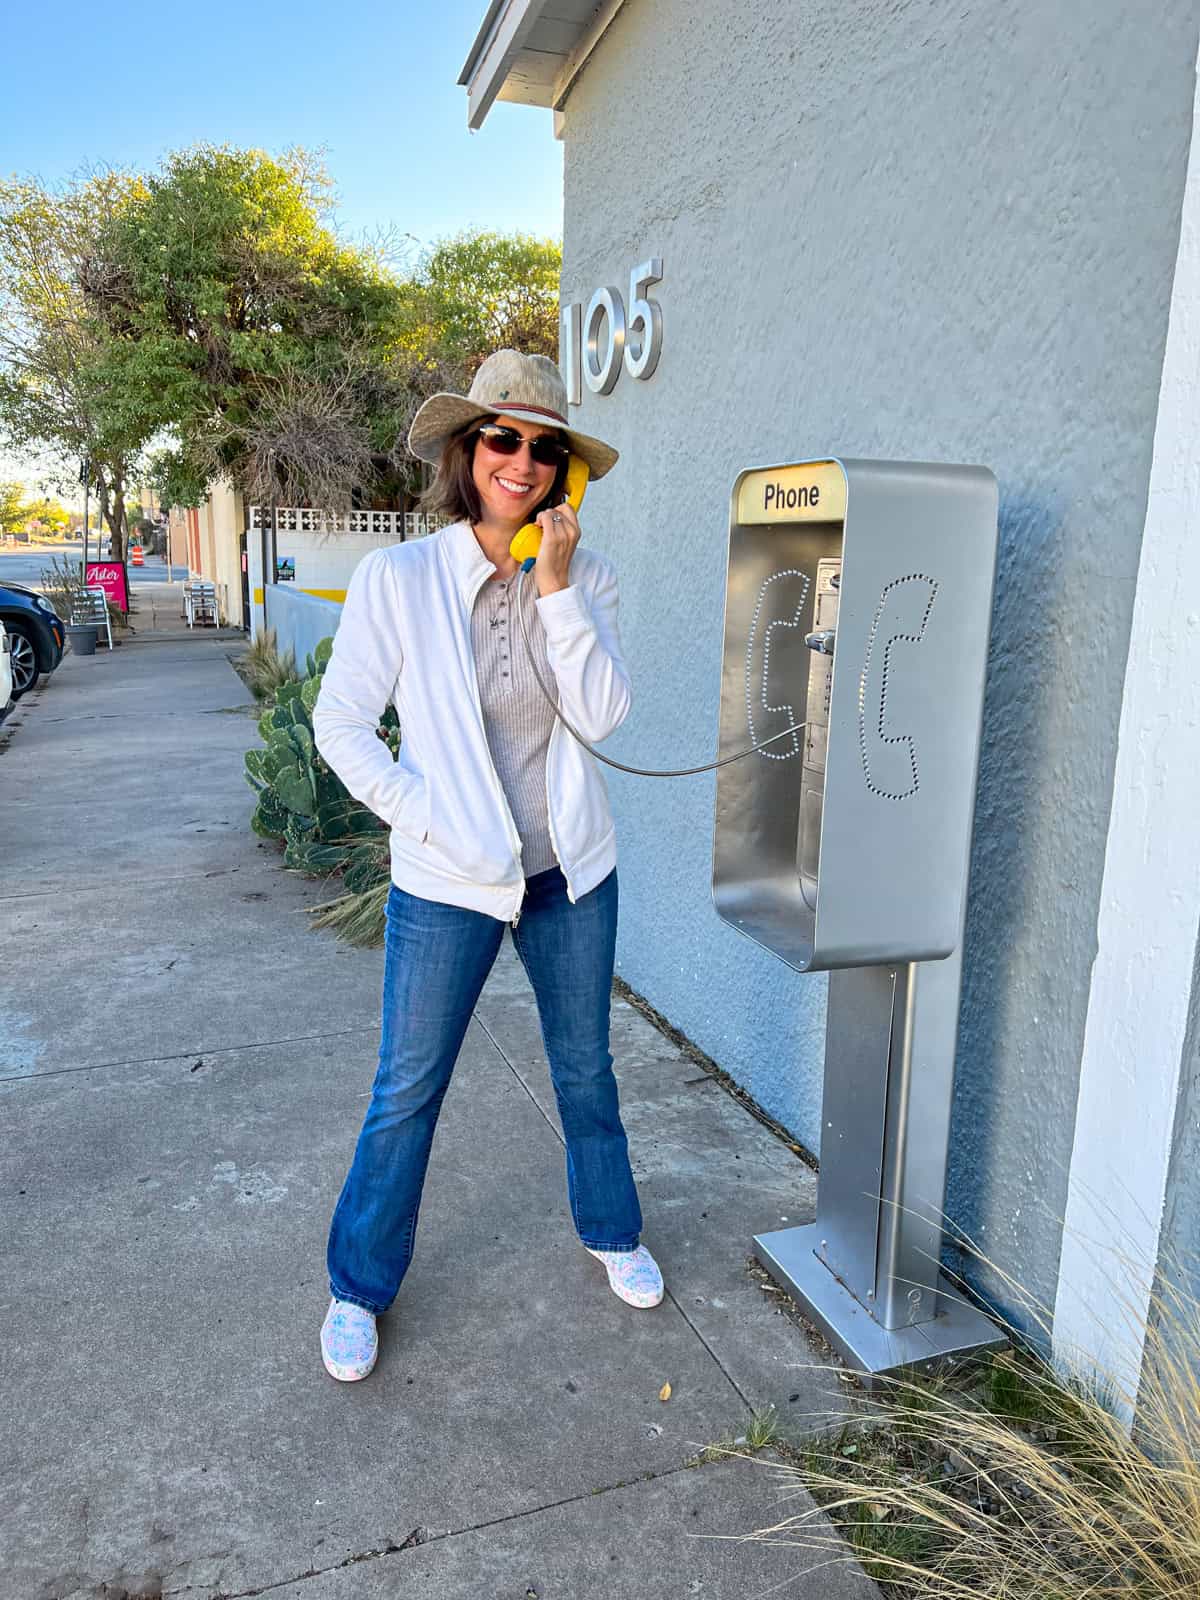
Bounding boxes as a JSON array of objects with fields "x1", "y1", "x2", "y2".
[{"x1": 7, "y1": 622, "x2": 39, "y2": 697}]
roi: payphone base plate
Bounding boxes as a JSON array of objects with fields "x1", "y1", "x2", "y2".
[{"x1": 755, "y1": 1223, "x2": 1006, "y2": 1389}]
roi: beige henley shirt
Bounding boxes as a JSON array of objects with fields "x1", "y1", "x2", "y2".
[{"x1": 470, "y1": 571, "x2": 559, "y2": 879}]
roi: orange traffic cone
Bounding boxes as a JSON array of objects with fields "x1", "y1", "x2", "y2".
[{"x1": 130, "y1": 544, "x2": 144, "y2": 567}]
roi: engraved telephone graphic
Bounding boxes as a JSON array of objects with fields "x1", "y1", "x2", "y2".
[
  {"x1": 858, "y1": 575, "x2": 938, "y2": 802},
  {"x1": 511, "y1": 454, "x2": 590, "y2": 570},
  {"x1": 745, "y1": 570, "x2": 810, "y2": 767},
  {"x1": 712, "y1": 456, "x2": 1002, "y2": 1386}
]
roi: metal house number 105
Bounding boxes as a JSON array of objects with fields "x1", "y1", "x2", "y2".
[{"x1": 560, "y1": 258, "x2": 664, "y2": 403}]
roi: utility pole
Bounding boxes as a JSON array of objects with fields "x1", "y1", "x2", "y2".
[{"x1": 80, "y1": 457, "x2": 90, "y2": 577}]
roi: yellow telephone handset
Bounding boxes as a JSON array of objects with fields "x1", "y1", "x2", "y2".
[{"x1": 510, "y1": 455, "x2": 590, "y2": 568}]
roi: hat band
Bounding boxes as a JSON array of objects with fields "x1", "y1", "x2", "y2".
[{"x1": 483, "y1": 399, "x2": 567, "y2": 426}]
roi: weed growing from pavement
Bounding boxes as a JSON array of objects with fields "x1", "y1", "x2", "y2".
[{"x1": 689, "y1": 1405, "x2": 783, "y2": 1467}]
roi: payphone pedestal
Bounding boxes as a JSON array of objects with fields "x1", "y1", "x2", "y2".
[
  {"x1": 713, "y1": 458, "x2": 1005, "y2": 1386},
  {"x1": 754, "y1": 948, "x2": 1005, "y2": 1385}
]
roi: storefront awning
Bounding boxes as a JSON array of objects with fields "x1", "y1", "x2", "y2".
[{"x1": 459, "y1": 0, "x2": 627, "y2": 130}]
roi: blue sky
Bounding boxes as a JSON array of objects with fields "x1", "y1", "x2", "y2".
[
  {"x1": 0, "y1": 0, "x2": 564, "y2": 487},
  {"x1": 1, "y1": 0, "x2": 562, "y2": 246}
]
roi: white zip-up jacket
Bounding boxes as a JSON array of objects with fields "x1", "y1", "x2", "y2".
[{"x1": 312, "y1": 519, "x2": 631, "y2": 924}]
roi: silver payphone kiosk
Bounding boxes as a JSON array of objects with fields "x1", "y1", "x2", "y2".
[{"x1": 713, "y1": 458, "x2": 1003, "y2": 1381}]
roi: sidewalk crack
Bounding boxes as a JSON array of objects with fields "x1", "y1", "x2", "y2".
[
  {"x1": 197, "y1": 1462, "x2": 706, "y2": 1598},
  {"x1": 471, "y1": 1013, "x2": 753, "y2": 1413},
  {"x1": 0, "y1": 1025, "x2": 378, "y2": 1085},
  {"x1": 0, "y1": 867, "x2": 263, "y2": 902}
]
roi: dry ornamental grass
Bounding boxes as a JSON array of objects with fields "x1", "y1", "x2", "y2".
[
  {"x1": 308, "y1": 877, "x2": 390, "y2": 946},
  {"x1": 748, "y1": 1257, "x2": 1200, "y2": 1599},
  {"x1": 238, "y1": 628, "x2": 298, "y2": 702}
]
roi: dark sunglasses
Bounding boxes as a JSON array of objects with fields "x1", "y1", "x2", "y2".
[{"x1": 473, "y1": 424, "x2": 568, "y2": 469}]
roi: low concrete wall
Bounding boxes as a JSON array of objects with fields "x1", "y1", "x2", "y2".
[{"x1": 264, "y1": 585, "x2": 342, "y2": 672}]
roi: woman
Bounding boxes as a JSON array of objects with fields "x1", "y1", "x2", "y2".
[{"x1": 312, "y1": 349, "x2": 663, "y2": 1382}]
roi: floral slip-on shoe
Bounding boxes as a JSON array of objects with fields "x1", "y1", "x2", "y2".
[
  {"x1": 321, "y1": 1297, "x2": 379, "y2": 1381},
  {"x1": 586, "y1": 1244, "x2": 665, "y2": 1308}
]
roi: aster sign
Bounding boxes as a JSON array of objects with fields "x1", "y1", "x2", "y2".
[{"x1": 85, "y1": 561, "x2": 129, "y2": 613}]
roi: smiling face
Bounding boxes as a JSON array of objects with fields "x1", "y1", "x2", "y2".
[{"x1": 470, "y1": 414, "x2": 563, "y2": 531}]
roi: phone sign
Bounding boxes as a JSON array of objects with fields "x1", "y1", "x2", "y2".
[
  {"x1": 736, "y1": 462, "x2": 847, "y2": 525},
  {"x1": 85, "y1": 561, "x2": 129, "y2": 612}
]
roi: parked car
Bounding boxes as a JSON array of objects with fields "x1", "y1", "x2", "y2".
[
  {"x1": 0, "y1": 582, "x2": 65, "y2": 698},
  {"x1": 0, "y1": 619, "x2": 12, "y2": 718}
]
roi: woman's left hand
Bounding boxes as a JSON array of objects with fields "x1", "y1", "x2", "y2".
[{"x1": 533, "y1": 500, "x2": 581, "y2": 597}]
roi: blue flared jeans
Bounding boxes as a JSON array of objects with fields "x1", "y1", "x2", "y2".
[{"x1": 327, "y1": 866, "x2": 642, "y2": 1314}]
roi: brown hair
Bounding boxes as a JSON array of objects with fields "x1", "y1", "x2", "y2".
[{"x1": 420, "y1": 422, "x2": 568, "y2": 525}]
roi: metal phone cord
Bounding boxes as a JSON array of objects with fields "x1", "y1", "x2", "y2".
[{"x1": 516, "y1": 568, "x2": 806, "y2": 778}]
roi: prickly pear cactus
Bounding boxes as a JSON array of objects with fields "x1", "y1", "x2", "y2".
[
  {"x1": 251, "y1": 787, "x2": 290, "y2": 840},
  {"x1": 244, "y1": 634, "x2": 388, "y2": 874}
]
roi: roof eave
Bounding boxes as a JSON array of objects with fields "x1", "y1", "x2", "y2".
[
  {"x1": 460, "y1": 0, "x2": 629, "y2": 129},
  {"x1": 459, "y1": 0, "x2": 551, "y2": 131}
]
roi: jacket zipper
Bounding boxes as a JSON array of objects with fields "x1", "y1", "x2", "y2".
[
  {"x1": 544, "y1": 717, "x2": 576, "y2": 906},
  {"x1": 545, "y1": 718, "x2": 561, "y2": 870},
  {"x1": 465, "y1": 566, "x2": 526, "y2": 925},
  {"x1": 524, "y1": 575, "x2": 575, "y2": 907}
]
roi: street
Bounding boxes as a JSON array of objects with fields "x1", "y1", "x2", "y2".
[{"x1": 0, "y1": 541, "x2": 178, "y2": 590}]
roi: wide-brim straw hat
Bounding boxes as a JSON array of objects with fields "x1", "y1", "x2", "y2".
[{"x1": 407, "y1": 349, "x2": 619, "y2": 480}]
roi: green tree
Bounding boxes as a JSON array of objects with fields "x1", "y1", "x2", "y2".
[
  {"x1": 385, "y1": 231, "x2": 562, "y2": 498},
  {"x1": 402, "y1": 231, "x2": 561, "y2": 367},
  {"x1": 0, "y1": 171, "x2": 145, "y2": 564},
  {"x1": 0, "y1": 480, "x2": 27, "y2": 536},
  {"x1": 24, "y1": 496, "x2": 70, "y2": 534},
  {"x1": 3, "y1": 145, "x2": 565, "y2": 530},
  {"x1": 86, "y1": 144, "x2": 406, "y2": 510}
]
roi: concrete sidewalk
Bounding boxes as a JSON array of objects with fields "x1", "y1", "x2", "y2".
[
  {"x1": 0, "y1": 628, "x2": 868, "y2": 1599},
  {"x1": 128, "y1": 575, "x2": 245, "y2": 638}
]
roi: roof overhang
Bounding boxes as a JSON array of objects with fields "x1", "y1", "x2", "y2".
[{"x1": 459, "y1": 0, "x2": 628, "y2": 131}]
